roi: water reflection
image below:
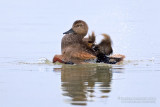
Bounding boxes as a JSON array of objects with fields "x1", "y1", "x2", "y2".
[{"x1": 56, "y1": 65, "x2": 112, "y2": 105}]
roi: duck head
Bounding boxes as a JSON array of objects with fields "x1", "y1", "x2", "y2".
[{"x1": 63, "y1": 20, "x2": 88, "y2": 37}]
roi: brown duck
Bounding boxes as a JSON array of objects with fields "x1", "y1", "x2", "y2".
[
  {"x1": 53, "y1": 20, "x2": 124, "y2": 64},
  {"x1": 61, "y1": 20, "x2": 97, "y2": 64}
]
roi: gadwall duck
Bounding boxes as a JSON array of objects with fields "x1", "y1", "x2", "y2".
[
  {"x1": 53, "y1": 20, "x2": 125, "y2": 64},
  {"x1": 61, "y1": 20, "x2": 97, "y2": 64}
]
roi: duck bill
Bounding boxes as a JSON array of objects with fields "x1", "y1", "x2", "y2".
[{"x1": 63, "y1": 28, "x2": 74, "y2": 34}]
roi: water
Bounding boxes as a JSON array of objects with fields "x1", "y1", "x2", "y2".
[{"x1": 0, "y1": 0, "x2": 160, "y2": 107}]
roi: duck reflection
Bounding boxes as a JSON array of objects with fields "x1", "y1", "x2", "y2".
[{"x1": 56, "y1": 64, "x2": 112, "y2": 105}]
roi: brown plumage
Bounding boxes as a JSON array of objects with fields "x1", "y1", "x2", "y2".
[
  {"x1": 61, "y1": 20, "x2": 96, "y2": 64},
  {"x1": 83, "y1": 32, "x2": 96, "y2": 47},
  {"x1": 53, "y1": 54, "x2": 64, "y2": 63},
  {"x1": 95, "y1": 33, "x2": 113, "y2": 55},
  {"x1": 53, "y1": 20, "x2": 125, "y2": 64},
  {"x1": 83, "y1": 32, "x2": 113, "y2": 56}
]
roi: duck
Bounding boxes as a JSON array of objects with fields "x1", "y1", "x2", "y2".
[
  {"x1": 53, "y1": 20, "x2": 125, "y2": 64},
  {"x1": 61, "y1": 20, "x2": 97, "y2": 64}
]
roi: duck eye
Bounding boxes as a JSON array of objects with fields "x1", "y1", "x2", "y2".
[{"x1": 76, "y1": 24, "x2": 83, "y2": 27}]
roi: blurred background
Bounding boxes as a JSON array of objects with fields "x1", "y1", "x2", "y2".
[
  {"x1": 0, "y1": 0, "x2": 160, "y2": 107},
  {"x1": 0, "y1": 0, "x2": 160, "y2": 60}
]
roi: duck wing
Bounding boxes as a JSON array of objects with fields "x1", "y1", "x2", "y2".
[
  {"x1": 96, "y1": 33, "x2": 113, "y2": 55},
  {"x1": 83, "y1": 32, "x2": 96, "y2": 46},
  {"x1": 71, "y1": 51, "x2": 96, "y2": 60}
]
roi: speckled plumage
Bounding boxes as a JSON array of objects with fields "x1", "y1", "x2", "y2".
[
  {"x1": 61, "y1": 20, "x2": 96, "y2": 64},
  {"x1": 53, "y1": 20, "x2": 124, "y2": 64}
]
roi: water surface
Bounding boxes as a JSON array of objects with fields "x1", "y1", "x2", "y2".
[{"x1": 0, "y1": 0, "x2": 160, "y2": 107}]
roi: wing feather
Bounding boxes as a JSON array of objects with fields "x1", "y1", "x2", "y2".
[
  {"x1": 97, "y1": 33, "x2": 113, "y2": 55},
  {"x1": 72, "y1": 51, "x2": 96, "y2": 60}
]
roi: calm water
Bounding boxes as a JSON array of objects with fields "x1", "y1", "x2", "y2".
[{"x1": 0, "y1": 0, "x2": 160, "y2": 107}]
